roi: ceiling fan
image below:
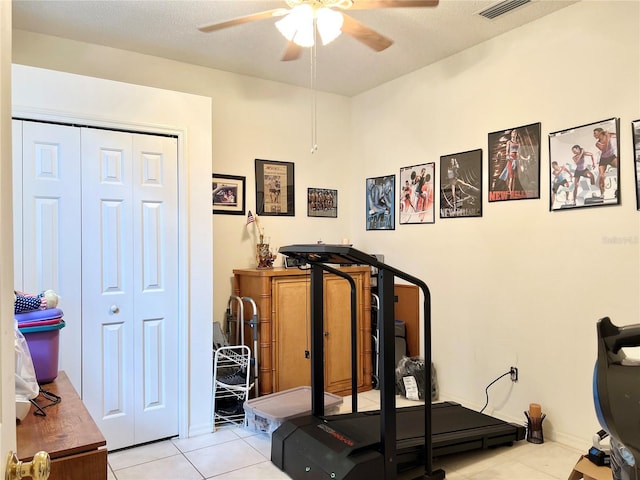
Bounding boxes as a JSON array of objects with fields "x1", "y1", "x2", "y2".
[{"x1": 199, "y1": 0, "x2": 439, "y2": 61}]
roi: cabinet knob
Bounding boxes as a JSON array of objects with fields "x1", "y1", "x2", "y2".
[
  {"x1": 110, "y1": 304, "x2": 120, "y2": 314},
  {"x1": 324, "y1": 331, "x2": 329, "y2": 337}
]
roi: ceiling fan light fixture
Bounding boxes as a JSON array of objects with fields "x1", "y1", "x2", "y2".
[
  {"x1": 276, "y1": 4, "x2": 315, "y2": 46},
  {"x1": 276, "y1": 3, "x2": 344, "y2": 48},
  {"x1": 294, "y1": 23, "x2": 315, "y2": 47},
  {"x1": 316, "y1": 7, "x2": 344, "y2": 45}
]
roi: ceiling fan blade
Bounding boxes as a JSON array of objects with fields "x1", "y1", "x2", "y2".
[
  {"x1": 198, "y1": 9, "x2": 287, "y2": 33},
  {"x1": 281, "y1": 41, "x2": 303, "y2": 61},
  {"x1": 348, "y1": 0, "x2": 439, "y2": 9},
  {"x1": 341, "y1": 13, "x2": 394, "y2": 52}
]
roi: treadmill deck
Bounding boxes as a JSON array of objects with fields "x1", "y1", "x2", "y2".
[{"x1": 272, "y1": 401, "x2": 525, "y2": 479}]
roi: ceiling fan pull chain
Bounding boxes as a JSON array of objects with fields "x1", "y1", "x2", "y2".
[{"x1": 310, "y1": 23, "x2": 318, "y2": 153}]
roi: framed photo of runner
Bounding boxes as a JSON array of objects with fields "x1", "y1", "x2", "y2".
[
  {"x1": 399, "y1": 163, "x2": 435, "y2": 224},
  {"x1": 307, "y1": 188, "x2": 338, "y2": 218},
  {"x1": 366, "y1": 175, "x2": 395, "y2": 230},
  {"x1": 549, "y1": 117, "x2": 620, "y2": 211},
  {"x1": 255, "y1": 159, "x2": 295, "y2": 216},
  {"x1": 488, "y1": 122, "x2": 541, "y2": 202},
  {"x1": 440, "y1": 150, "x2": 482, "y2": 219},
  {"x1": 632, "y1": 119, "x2": 640, "y2": 210}
]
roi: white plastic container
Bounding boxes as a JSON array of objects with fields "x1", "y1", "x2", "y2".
[{"x1": 244, "y1": 386, "x2": 343, "y2": 435}]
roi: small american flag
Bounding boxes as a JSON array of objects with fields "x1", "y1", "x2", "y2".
[{"x1": 246, "y1": 210, "x2": 255, "y2": 228}]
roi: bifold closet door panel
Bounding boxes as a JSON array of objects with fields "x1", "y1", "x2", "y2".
[
  {"x1": 80, "y1": 128, "x2": 179, "y2": 449},
  {"x1": 131, "y1": 133, "x2": 179, "y2": 445},
  {"x1": 15, "y1": 120, "x2": 83, "y2": 389},
  {"x1": 81, "y1": 128, "x2": 136, "y2": 450}
]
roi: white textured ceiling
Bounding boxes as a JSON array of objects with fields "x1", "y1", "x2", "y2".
[{"x1": 12, "y1": 0, "x2": 578, "y2": 96}]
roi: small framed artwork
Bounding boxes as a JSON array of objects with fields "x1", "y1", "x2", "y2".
[
  {"x1": 366, "y1": 175, "x2": 395, "y2": 230},
  {"x1": 633, "y1": 119, "x2": 640, "y2": 210},
  {"x1": 399, "y1": 163, "x2": 435, "y2": 224},
  {"x1": 440, "y1": 149, "x2": 483, "y2": 218},
  {"x1": 284, "y1": 256, "x2": 308, "y2": 269},
  {"x1": 307, "y1": 188, "x2": 338, "y2": 218},
  {"x1": 255, "y1": 159, "x2": 295, "y2": 216},
  {"x1": 488, "y1": 122, "x2": 541, "y2": 202},
  {"x1": 212, "y1": 173, "x2": 246, "y2": 215},
  {"x1": 549, "y1": 117, "x2": 620, "y2": 211}
]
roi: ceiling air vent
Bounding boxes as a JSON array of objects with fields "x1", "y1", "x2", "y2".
[{"x1": 478, "y1": 0, "x2": 532, "y2": 19}]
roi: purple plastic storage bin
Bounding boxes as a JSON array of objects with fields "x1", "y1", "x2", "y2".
[
  {"x1": 15, "y1": 308, "x2": 64, "y2": 323},
  {"x1": 19, "y1": 320, "x2": 65, "y2": 384}
]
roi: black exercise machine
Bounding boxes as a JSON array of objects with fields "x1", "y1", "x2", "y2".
[
  {"x1": 272, "y1": 244, "x2": 524, "y2": 480},
  {"x1": 594, "y1": 317, "x2": 640, "y2": 478}
]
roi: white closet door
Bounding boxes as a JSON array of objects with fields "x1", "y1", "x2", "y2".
[
  {"x1": 132, "y1": 133, "x2": 179, "y2": 445},
  {"x1": 81, "y1": 128, "x2": 136, "y2": 449},
  {"x1": 15, "y1": 120, "x2": 83, "y2": 389},
  {"x1": 81, "y1": 128, "x2": 178, "y2": 449}
]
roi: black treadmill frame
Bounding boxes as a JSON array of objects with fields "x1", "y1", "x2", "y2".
[{"x1": 278, "y1": 244, "x2": 444, "y2": 480}]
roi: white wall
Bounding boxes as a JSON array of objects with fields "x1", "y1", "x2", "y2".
[
  {"x1": 11, "y1": 0, "x2": 640, "y2": 448},
  {"x1": 12, "y1": 30, "x2": 356, "y2": 320},
  {"x1": 351, "y1": 1, "x2": 640, "y2": 448},
  {"x1": 11, "y1": 65, "x2": 214, "y2": 439}
]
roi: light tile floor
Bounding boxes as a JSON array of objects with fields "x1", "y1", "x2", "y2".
[{"x1": 107, "y1": 390, "x2": 583, "y2": 480}]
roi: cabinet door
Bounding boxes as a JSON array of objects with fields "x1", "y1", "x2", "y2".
[
  {"x1": 273, "y1": 277, "x2": 311, "y2": 391},
  {"x1": 273, "y1": 271, "x2": 368, "y2": 396},
  {"x1": 324, "y1": 273, "x2": 362, "y2": 394}
]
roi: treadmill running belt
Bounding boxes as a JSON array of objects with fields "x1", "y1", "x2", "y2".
[{"x1": 322, "y1": 401, "x2": 524, "y2": 455}]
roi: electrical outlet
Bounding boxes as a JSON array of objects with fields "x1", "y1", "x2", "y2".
[{"x1": 510, "y1": 367, "x2": 518, "y2": 382}]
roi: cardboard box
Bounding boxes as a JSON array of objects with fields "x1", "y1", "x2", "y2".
[{"x1": 568, "y1": 455, "x2": 612, "y2": 480}]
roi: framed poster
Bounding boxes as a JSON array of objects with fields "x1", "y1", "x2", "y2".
[
  {"x1": 212, "y1": 173, "x2": 245, "y2": 215},
  {"x1": 366, "y1": 175, "x2": 395, "y2": 230},
  {"x1": 633, "y1": 119, "x2": 640, "y2": 210},
  {"x1": 307, "y1": 188, "x2": 337, "y2": 218},
  {"x1": 488, "y1": 122, "x2": 541, "y2": 202},
  {"x1": 549, "y1": 117, "x2": 620, "y2": 211},
  {"x1": 440, "y1": 149, "x2": 482, "y2": 218},
  {"x1": 255, "y1": 159, "x2": 295, "y2": 216},
  {"x1": 399, "y1": 163, "x2": 434, "y2": 224}
]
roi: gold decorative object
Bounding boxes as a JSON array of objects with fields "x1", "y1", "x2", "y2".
[
  {"x1": 247, "y1": 211, "x2": 276, "y2": 269},
  {"x1": 256, "y1": 235, "x2": 277, "y2": 269}
]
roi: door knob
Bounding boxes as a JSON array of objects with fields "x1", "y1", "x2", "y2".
[
  {"x1": 110, "y1": 304, "x2": 120, "y2": 314},
  {"x1": 5, "y1": 451, "x2": 50, "y2": 480}
]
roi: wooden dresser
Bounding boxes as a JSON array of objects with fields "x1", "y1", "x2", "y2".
[
  {"x1": 233, "y1": 266, "x2": 372, "y2": 397},
  {"x1": 17, "y1": 371, "x2": 107, "y2": 480}
]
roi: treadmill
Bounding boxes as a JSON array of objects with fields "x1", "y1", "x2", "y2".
[{"x1": 272, "y1": 244, "x2": 524, "y2": 480}]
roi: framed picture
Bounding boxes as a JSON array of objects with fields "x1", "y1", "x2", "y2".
[
  {"x1": 488, "y1": 122, "x2": 541, "y2": 202},
  {"x1": 440, "y1": 149, "x2": 483, "y2": 218},
  {"x1": 255, "y1": 159, "x2": 295, "y2": 216},
  {"x1": 633, "y1": 119, "x2": 640, "y2": 210},
  {"x1": 284, "y1": 256, "x2": 308, "y2": 269},
  {"x1": 399, "y1": 163, "x2": 435, "y2": 224},
  {"x1": 366, "y1": 175, "x2": 395, "y2": 230},
  {"x1": 212, "y1": 173, "x2": 245, "y2": 215},
  {"x1": 307, "y1": 188, "x2": 337, "y2": 218},
  {"x1": 549, "y1": 117, "x2": 620, "y2": 211}
]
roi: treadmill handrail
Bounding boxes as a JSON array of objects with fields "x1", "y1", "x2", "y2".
[{"x1": 308, "y1": 263, "x2": 359, "y2": 415}]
